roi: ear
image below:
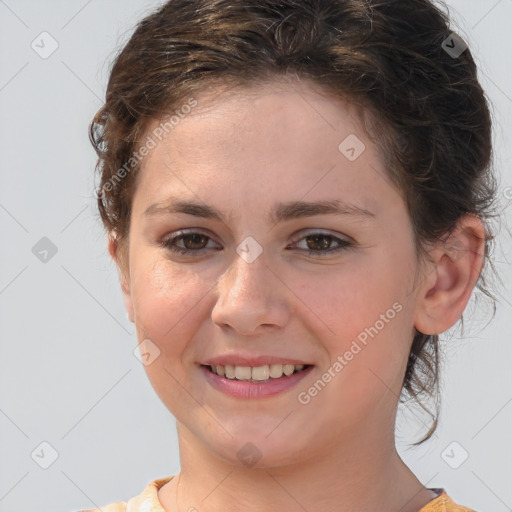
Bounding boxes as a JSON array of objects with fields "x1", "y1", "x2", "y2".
[
  {"x1": 108, "y1": 234, "x2": 134, "y2": 323},
  {"x1": 413, "y1": 214, "x2": 486, "y2": 336}
]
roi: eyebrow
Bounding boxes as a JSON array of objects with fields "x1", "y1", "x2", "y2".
[{"x1": 144, "y1": 196, "x2": 375, "y2": 224}]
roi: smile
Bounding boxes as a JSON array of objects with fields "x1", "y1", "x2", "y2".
[
  {"x1": 200, "y1": 363, "x2": 314, "y2": 399},
  {"x1": 206, "y1": 363, "x2": 309, "y2": 382}
]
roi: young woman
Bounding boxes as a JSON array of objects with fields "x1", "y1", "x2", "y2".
[{"x1": 86, "y1": 0, "x2": 498, "y2": 510}]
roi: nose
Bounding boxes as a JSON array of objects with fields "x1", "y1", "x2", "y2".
[{"x1": 211, "y1": 248, "x2": 290, "y2": 335}]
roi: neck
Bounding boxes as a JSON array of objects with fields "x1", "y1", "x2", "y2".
[{"x1": 158, "y1": 421, "x2": 437, "y2": 512}]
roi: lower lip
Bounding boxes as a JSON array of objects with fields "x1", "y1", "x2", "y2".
[{"x1": 200, "y1": 364, "x2": 314, "y2": 399}]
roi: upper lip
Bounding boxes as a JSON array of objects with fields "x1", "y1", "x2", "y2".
[{"x1": 201, "y1": 355, "x2": 312, "y2": 367}]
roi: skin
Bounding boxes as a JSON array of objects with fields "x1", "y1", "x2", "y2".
[{"x1": 109, "y1": 78, "x2": 485, "y2": 512}]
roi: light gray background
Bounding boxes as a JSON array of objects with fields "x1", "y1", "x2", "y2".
[{"x1": 0, "y1": 1, "x2": 511, "y2": 511}]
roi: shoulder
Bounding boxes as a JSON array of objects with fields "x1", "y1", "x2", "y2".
[
  {"x1": 419, "y1": 490, "x2": 478, "y2": 512},
  {"x1": 77, "y1": 503, "x2": 126, "y2": 512},
  {"x1": 75, "y1": 475, "x2": 174, "y2": 512}
]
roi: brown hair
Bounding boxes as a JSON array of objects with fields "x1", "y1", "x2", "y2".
[{"x1": 89, "y1": 0, "x2": 498, "y2": 443}]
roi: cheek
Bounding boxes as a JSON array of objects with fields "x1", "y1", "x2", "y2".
[
  {"x1": 131, "y1": 255, "x2": 212, "y2": 345},
  {"x1": 295, "y1": 260, "x2": 397, "y2": 344},
  {"x1": 297, "y1": 258, "x2": 413, "y2": 393}
]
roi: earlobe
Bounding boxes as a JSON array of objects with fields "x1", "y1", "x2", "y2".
[
  {"x1": 119, "y1": 269, "x2": 134, "y2": 322},
  {"x1": 123, "y1": 291, "x2": 135, "y2": 323},
  {"x1": 413, "y1": 215, "x2": 485, "y2": 336},
  {"x1": 108, "y1": 233, "x2": 135, "y2": 323}
]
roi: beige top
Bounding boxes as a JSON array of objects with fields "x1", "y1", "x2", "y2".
[{"x1": 78, "y1": 475, "x2": 477, "y2": 512}]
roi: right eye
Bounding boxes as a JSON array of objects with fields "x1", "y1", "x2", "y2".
[{"x1": 160, "y1": 231, "x2": 221, "y2": 256}]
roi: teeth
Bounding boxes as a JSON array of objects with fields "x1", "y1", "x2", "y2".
[{"x1": 209, "y1": 363, "x2": 306, "y2": 381}]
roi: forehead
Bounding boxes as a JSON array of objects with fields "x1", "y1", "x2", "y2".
[
  {"x1": 142, "y1": 79, "x2": 366, "y2": 149},
  {"x1": 132, "y1": 80, "x2": 393, "y2": 219}
]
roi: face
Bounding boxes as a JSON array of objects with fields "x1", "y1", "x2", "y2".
[{"x1": 115, "y1": 80, "x2": 430, "y2": 467}]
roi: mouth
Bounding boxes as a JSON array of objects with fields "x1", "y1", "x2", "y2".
[
  {"x1": 201, "y1": 363, "x2": 312, "y2": 383},
  {"x1": 200, "y1": 362, "x2": 314, "y2": 399}
]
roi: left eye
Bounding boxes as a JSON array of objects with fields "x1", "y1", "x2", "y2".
[
  {"x1": 160, "y1": 231, "x2": 353, "y2": 257},
  {"x1": 290, "y1": 232, "x2": 353, "y2": 255}
]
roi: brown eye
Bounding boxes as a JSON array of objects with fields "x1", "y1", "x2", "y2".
[
  {"x1": 290, "y1": 231, "x2": 353, "y2": 257},
  {"x1": 179, "y1": 233, "x2": 209, "y2": 250},
  {"x1": 160, "y1": 231, "x2": 221, "y2": 256},
  {"x1": 305, "y1": 234, "x2": 333, "y2": 251}
]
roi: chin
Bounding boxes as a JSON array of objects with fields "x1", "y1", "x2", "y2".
[{"x1": 202, "y1": 429, "x2": 309, "y2": 470}]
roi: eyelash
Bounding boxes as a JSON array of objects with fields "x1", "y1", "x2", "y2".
[{"x1": 160, "y1": 230, "x2": 353, "y2": 257}]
